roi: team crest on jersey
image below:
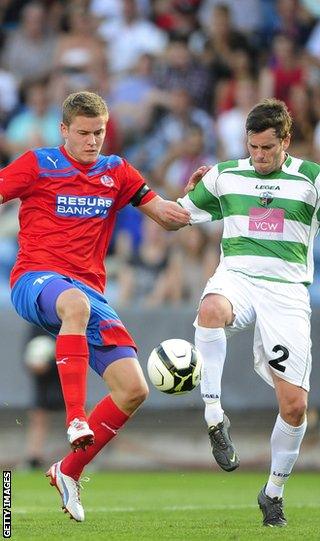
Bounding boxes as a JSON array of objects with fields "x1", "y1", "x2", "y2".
[
  {"x1": 100, "y1": 175, "x2": 114, "y2": 187},
  {"x1": 259, "y1": 191, "x2": 273, "y2": 207}
]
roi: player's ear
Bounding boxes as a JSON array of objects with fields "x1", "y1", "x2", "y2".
[
  {"x1": 60, "y1": 122, "x2": 68, "y2": 139},
  {"x1": 283, "y1": 134, "x2": 291, "y2": 151}
]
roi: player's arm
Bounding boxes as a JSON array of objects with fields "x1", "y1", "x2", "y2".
[
  {"x1": 178, "y1": 166, "x2": 222, "y2": 224},
  {"x1": 138, "y1": 195, "x2": 191, "y2": 231},
  {"x1": 0, "y1": 151, "x2": 38, "y2": 203},
  {"x1": 120, "y1": 160, "x2": 207, "y2": 229},
  {"x1": 119, "y1": 163, "x2": 191, "y2": 230}
]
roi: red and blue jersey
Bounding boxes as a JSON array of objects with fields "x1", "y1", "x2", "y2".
[{"x1": 0, "y1": 146, "x2": 156, "y2": 292}]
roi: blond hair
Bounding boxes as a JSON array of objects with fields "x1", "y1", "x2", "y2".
[{"x1": 62, "y1": 91, "x2": 109, "y2": 126}]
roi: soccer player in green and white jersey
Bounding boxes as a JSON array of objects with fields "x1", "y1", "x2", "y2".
[{"x1": 179, "y1": 99, "x2": 320, "y2": 527}]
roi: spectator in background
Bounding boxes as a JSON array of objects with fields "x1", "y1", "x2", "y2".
[
  {"x1": 259, "y1": 33, "x2": 306, "y2": 104},
  {"x1": 108, "y1": 53, "x2": 156, "y2": 141},
  {"x1": 257, "y1": 0, "x2": 316, "y2": 48},
  {"x1": 52, "y1": 3, "x2": 106, "y2": 92},
  {"x1": 99, "y1": 0, "x2": 167, "y2": 74},
  {"x1": 214, "y1": 48, "x2": 257, "y2": 115},
  {"x1": 276, "y1": 0, "x2": 316, "y2": 45},
  {"x1": 216, "y1": 78, "x2": 258, "y2": 160},
  {"x1": 117, "y1": 215, "x2": 221, "y2": 308},
  {"x1": 0, "y1": 0, "x2": 30, "y2": 31},
  {"x1": 199, "y1": 0, "x2": 263, "y2": 38},
  {"x1": 1, "y1": 1, "x2": 57, "y2": 83},
  {"x1": 24, "y1": 325, "x2": 64, "y2": 469},
  {"x1": 312, "y1": 88, "x2": 320, "y2": 162},
  {"x1": 136, "y1": 87, "x2": 216, "y2": 176},
  {"x1": 200, "y1": 3, "x2": 252, "y2": 82},
  {"x1": 104, "y1": 206, "x2": 144, "y2": 307},
  {"x1": 0, "y1": 65, "x2": 18, "y2": 127},
  {"x1": 154, "y1": 123, "x2": 216, "y2": 200},
  {"x1": 168, "y1": 225, "x2": 221, "y2": 305},
  {"x1": 116, "y1": 219, "x2": 176, "y2": 307},
  {"x1": 153, "y1": 0, "x2": 203, "y2": 50},
  {"x1": 154, "y1": 36, "x2": 212, "y2": 111},
  {"x1": 305, "y1": 16, "x2": 320, "y2": 87},
  {"x1": 4, "y1": 77, "x2": 61, "y2": 159},
  {"x1": 288, "y1": 83, "x2": 316, "y2": 158}
]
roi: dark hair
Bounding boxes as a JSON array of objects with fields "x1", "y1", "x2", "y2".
[
  {"x1": 245, "y1": 99, "x2": 292, "y2": 139},
  {"x1": 62, "y1": 91, "x2": 108, "y2": 126}
]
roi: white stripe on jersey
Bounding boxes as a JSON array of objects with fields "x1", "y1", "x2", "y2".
[{"x1": 222, "y1": 255, "x2": 311, "y2": 283}]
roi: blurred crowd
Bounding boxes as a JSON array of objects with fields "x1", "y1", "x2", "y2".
[{"x1": 1, "y1": 0, "x2": 320, "y2": 307}]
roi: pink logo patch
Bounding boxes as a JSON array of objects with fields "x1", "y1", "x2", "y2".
[{"x1": 249, "y1": 208, "x2": 284, "y2": 234}]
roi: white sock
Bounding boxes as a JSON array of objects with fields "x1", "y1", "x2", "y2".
[
  {"x1": 195, "y1": 325, "x2": 226, "y2": 427},
  {"x1": 265, "y1": 414, "x2": 307, "y2": 499}
]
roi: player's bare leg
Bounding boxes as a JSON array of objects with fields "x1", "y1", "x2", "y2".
[{"x1": 258, "y1": 375, "x2": 307, "y2": 526}]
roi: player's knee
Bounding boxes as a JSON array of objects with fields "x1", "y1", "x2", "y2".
[
  {"x1": 198, "y1": 294, "x2": 230, "y2": 328},
  {"x1": 57, "y1": 289, "x2": 90, "y2": 326},
  {"x1": 281, "y1": 399, "x2": 307, "y2": 426},
  {"x1": 122, "y1": 381, "x2": 149, "y2": 411}
]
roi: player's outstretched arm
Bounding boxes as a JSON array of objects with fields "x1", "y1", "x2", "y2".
[
  {"x1": 0, "y1": 194, "x2": 3, "y2": 204},
  {"x1": 138, "y1": 195, "x2": 190, "y2": 230}
]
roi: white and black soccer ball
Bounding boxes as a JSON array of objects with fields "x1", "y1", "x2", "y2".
[{"x1": 147, "y1": 338, "x2": 202, "y2": 395}]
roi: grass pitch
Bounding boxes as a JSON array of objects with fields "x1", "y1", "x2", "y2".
[{"x1": 11, "y1": 470, "x2": 320, "y2": 540}]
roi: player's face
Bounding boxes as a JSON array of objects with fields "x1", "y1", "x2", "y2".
[
  {"x1": 247, "y1": 128, "x2": 290, "y2": 175},
  {"x1": 61, "y1": 115, "x2": 107, "y2": 164}
]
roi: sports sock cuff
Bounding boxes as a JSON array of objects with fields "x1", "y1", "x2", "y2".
[
  {"x1": 56, "y1": 335, "x2": 89, "y2": 356},
  {"x1": 195, "y1": 326, "x2": 225, "y2": 342},
  {"x1": 277, "y1": 414, "x2": 307, "y2": 436}
]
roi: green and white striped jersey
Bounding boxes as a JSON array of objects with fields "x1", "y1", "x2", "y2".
[{"x1": 178, "y1": 155, "x2": 320, "y2": 284}]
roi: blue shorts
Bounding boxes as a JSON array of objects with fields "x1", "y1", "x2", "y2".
[{"x1": 11, "y1": 271, "x2": 137, "y2": 376}]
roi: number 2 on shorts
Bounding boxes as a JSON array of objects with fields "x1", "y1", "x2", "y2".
[{"x1": 269, "y1": 345, "x2": 289, "y2": 373}]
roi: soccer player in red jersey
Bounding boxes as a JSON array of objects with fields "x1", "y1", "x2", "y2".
[{"x1": 0, "y1": 91, "x2": 197, "y2": 521}]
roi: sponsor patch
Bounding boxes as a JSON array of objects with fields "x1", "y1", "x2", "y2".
[
  {"x1": 249, "y1": 207, "x2": 284, "y2": 238},
  {"x1": 56, "y1": 195, "x2": 113, "y2": 218}
]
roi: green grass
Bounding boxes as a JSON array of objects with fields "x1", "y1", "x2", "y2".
[{"x1": 10, "y1": 471, "x2": 320, "y2": 540}]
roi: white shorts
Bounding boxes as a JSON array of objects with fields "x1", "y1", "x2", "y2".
[{"x1": 195, "y1": 265, "x2": 312, "y2": 391}]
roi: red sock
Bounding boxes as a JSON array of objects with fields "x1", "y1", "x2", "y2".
[
  {"x1": 60, "y1": 395, "x2": 129, "y2": 480},
  {"x1": 56, "y1": 335, "x2": 89, "y2": 426}
]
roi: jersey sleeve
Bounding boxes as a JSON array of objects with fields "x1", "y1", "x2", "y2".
[
  {"x1": 315, "y1": 176, "x2": 320, "y2": 225},
  {"x1": 177, "y1": 165, "x2": 222, "y2": 223},
  {"x1": 0, "y1": 151, "x2": 39, "y2": 202},
  {"x1": 115, "y1": 159, "x2": 156, "y2": 210}
]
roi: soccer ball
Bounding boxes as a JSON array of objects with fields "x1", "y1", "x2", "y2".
[{"x1": 147, "y1": 338, "x2": 202, "y2": 395}]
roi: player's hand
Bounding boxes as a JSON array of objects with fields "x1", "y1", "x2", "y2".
[
  {"x1": 184, "y1": 165, "x2": 211, "y2": 194},
  {"x1": 156, "y1": 199, "x2": 190, "y2": 230}
]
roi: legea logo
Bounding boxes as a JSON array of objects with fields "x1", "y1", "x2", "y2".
[{"x1": 56, "y1": 195, "x2": 113, "y2": 218}]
